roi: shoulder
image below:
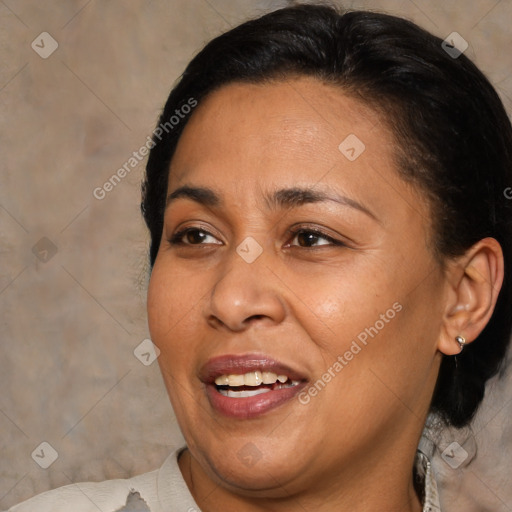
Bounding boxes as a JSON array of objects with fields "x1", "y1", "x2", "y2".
[
  {"x1": 5, "y1": 447, "x2": 198, "y2": 512},
  {"x1": 6, "y1": 470, "x2": 159, "y2": 512}
]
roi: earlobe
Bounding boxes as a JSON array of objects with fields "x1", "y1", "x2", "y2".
[
  {"x1": 437, "y1": 237, "x2": 504, "y2": 356},
  {"x1": 438, "y1": 332, "x2": 469, "y2": 356},
  {"x1": 455, "y1": 335, "x2": 466, "y2": 352}
]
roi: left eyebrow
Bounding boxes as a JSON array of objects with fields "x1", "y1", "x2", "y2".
[{"x1": 166, "y1": 185, "x2": 378, "y2": 222}]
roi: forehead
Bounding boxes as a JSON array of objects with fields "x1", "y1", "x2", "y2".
[
  {"x1": 167, "y1": 77, "x2": 423, "y2": 221},
  {"x1": 171, "y1": 78, "x2": 386, "y2": 178}
]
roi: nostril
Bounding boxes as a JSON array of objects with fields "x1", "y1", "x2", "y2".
[{"x1": 245, "y1": 314, "x2": 266, "y2": 323}]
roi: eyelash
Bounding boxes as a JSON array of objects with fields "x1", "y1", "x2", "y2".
[{"x1": 168, "y1": 226, "x2": 344, "y2": 248}]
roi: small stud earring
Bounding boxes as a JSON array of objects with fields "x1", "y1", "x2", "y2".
[{"x1": 455, "y1": 335, "x2": 466, "y2": 352}]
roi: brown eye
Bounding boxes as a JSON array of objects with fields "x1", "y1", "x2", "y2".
[
  {"x1": 185, "y1": 230, "x2": 208, "y2": 244},
  {"x1": 290, "y1": 229, "x2": 336, "y2": 248},
  {"x1": 169, "y1": 228, "x2": 221, "y2": 246}
]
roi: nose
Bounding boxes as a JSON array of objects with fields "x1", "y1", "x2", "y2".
[{"x1": 204, "y1": 250, "x2": 287, "y2": 332}]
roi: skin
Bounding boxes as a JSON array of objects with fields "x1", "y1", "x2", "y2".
[{"x1": 147, "y1": 77, "x2": 504, "y2": 511}]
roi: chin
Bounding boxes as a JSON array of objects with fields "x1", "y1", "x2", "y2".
[
  {"x1": 198, "y1": 441, "x2": 307, "y2": 496},
  {"x1": 210, "y1": 459, "x2": 298, "y2": 497}
]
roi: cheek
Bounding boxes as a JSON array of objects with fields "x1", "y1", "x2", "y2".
[
  {"x1": 147, "y1": 263, "x2": 200, "y2": 412},
  {"x1": 285, "y1": 260, "x2": 391, "y2": 345},
  {"x1": 147, "y1": 257, "x2": 215, "y2": 374},
  {"x1": 147, "y1": 261, "x2": 190, "y2": 358},
  {"x1": 148, "y1": 259, "x2": 200, "y2": 332},
  {"x1": 291, "y1": 250, "x2": 438, "y2": 397},
  {"x1": 147, "y1": 261, "x2": 172, "y2": 343}
]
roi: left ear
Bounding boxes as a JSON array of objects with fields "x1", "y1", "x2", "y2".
[{"x1": 438, "y1": 237, "x2": 504, "y2": 356}]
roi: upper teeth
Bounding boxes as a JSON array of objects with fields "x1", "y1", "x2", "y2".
[{"x1": 215, "y1": 371, "x2": 289, "y2": 387}]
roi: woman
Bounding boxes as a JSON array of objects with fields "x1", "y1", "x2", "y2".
[{"x1": 8, "y1": 3, "x2": 511, "y2": 511}]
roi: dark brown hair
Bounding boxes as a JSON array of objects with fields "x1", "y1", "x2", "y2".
[{"x1": 141, "y1": 4, "x2": 512, "y2": 427}]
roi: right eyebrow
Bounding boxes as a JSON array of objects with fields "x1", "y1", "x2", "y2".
[{"x1": 166, "y1": 185, "x2": 221, "y2": 209}]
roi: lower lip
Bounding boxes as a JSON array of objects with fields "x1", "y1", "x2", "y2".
[{"x1": 205, "y1": 383, "x2": 306, "y2": 419}]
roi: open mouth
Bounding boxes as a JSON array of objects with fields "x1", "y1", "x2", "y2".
[
  {"x1": 201, "y1": 354, "x2": 308, "y2": 418},
  {"x1": 214, "y1": 371, "x2": 300, "y2": 398}
]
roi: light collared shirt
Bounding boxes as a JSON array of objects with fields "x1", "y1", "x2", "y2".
[{"x1": 416, "y1": 435, "x2": 442, "y2": 512}]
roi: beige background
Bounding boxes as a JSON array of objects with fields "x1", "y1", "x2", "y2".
[{"x1": 0, "y1": 0, "x2": 511, "y2": 510}]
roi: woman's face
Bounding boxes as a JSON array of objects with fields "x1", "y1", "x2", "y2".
[{"x1": 148, "y1": 77, "x2": 447, "y2": 496}]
